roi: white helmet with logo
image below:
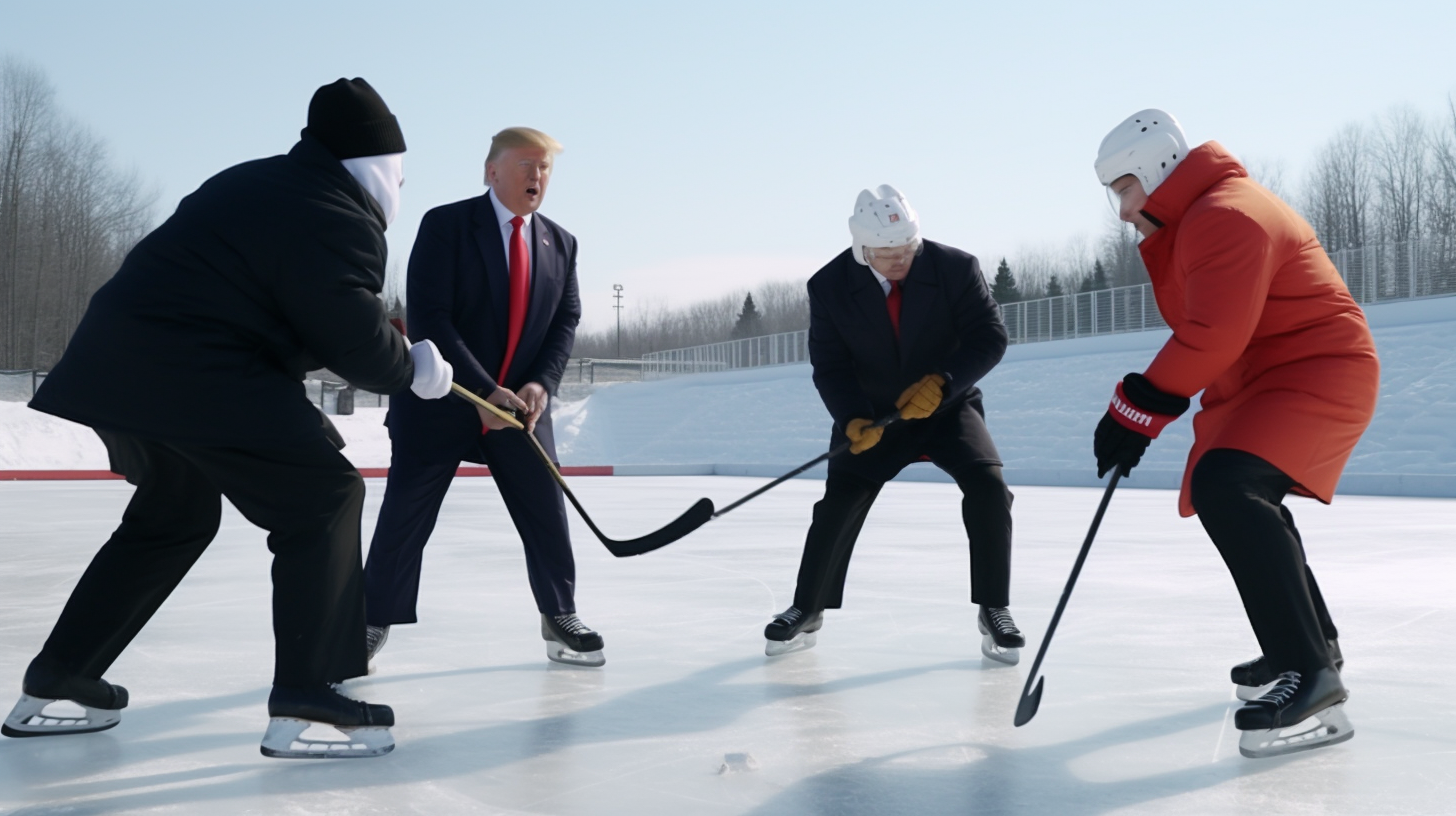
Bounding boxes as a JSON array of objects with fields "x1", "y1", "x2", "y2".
[
  {"x1": 848, "y1": 184, "x2": 920, "y2": 266},
  {"x1": 1094, "y1": 109, "x2": 1189, "y2": 195}
]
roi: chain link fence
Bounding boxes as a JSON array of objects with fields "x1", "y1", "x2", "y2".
[
  {"x1": 1327, "y1": 238, "x2": 1456, "y2": 303},
  {"x1": 642, "y1": 331, "x2": 809, "y2": 380}
]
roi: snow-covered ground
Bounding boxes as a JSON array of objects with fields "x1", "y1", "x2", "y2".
[
  {"x1": 1, "y1": 477, "x2": 1452, "y2": 815},
  {"x1": 4, "y1": 298, "x2": 1453, "y2": 496}
]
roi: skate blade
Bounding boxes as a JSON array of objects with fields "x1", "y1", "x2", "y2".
[
  {"x1": 980, "y1": 635, "x2": 1020, "y2": 666},
  {"x1": 545, "y1": 641, "x2": 605, "y2": 667},
  {"x1": 1236, "y1": 681, "x2": 1276, "y2": 702},
  {"x1": 2, "y1": 694, "x2": 122, "y2": 738},
  {"x1": 1238, "y1": 704, "x2": 1354, "y2": 759},
  {"x1": 259, "y1": 718, "x2": 394, "y2": 759},
  {"x1": 765, "y1": 632, "x2": 816, "y2": 657}
]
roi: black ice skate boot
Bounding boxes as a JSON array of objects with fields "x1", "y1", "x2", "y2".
[
  {"x1": 764, "y1": 606, "x2": 823, "y2": 656},
  {"x1": 365, "y1": 625, "x2": 390, "y2": 663},
  {"x1": 1231, "y1": 638, "x2": 1343, "y2": 701},
  {"x1": 3, "y1": 654, "x2": 129, "y2": 738},
  {"x1": 261, "y1": 684, "x2": 395, "y2": 759},
  {"x1": 978, "y1": 606, "x2": 1025, "y2": 666},
  {"x1": 542, "y1": 614, "x2": 606, "y2": 667},
  {"x1": 1233, "y1": 667, "x2": 1354, "y2": 759}
]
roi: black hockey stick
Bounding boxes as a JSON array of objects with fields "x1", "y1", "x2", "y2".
[
  {"x1": 1014, "y1": 465, "x2": 1125, "y2": 727},
  {"x1": 712, "y1": 412, "x2": 902, "y2": 519},
  {"x1": 452, "y1": 383, "x2": 713, "y2": 557}
]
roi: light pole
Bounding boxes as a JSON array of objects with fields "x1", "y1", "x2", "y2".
[{"x1": 612, "y1": 284, "x2": 624, "y2": 358}]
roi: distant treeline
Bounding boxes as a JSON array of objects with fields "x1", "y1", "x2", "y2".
[
  {"x1": 571, "y1": 279, "x2": 809, "y2": 359},
  {"x1": 0, "y1": 57, "x2": 154, "y2": 370}
]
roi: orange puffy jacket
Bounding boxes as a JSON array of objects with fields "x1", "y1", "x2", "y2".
[{"x1": 1138, "y1": 142, "x2": 1379, "y2": 517}]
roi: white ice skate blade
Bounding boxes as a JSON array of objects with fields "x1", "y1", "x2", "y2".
[
  {"x1": 259, "y1": 718, "x2": 394, "y2": 759},
  {"x1": 1238, "y1": 703, "x2": 1354, "y2": 759},
  {"x1": 980, "y1": 635, "x2": 1020, "y2": 666},
  {"x1": 765, "y1": 632, "x2": 816, "y2": 657},
  {"x1": 1237, "y1": 681, "x2": 1276, "y2": 702},
  {"x1": 545, "y1": 641, "x2": 605, "y2": 668},
  {"x1": 2, "y1": 694, "x2": 122, "y2": 738}
]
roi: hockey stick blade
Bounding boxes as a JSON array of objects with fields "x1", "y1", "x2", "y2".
[
  {"x1": 1013, "y1": 467, "x2": 1123, "y2": 727},
  {"x1": 450, "y1": 382, "x2": 711, "y2": 557},
  {"x1": 1013, "y1": 677, "x2": 1044, "y2": 727},
  {"x1": 567, "y1": 494, "x2": 715, "y2": 557}
]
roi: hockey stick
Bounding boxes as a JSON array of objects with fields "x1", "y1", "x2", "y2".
[
  {"x1": 451, "y1": 383, "x2": 713, "y2": 557},
  {"x1": 1013, "y1": 465, "x2": 1125, "y2": 727},
  {"x1": 711, "y1": 412, "x2": 902, "y2": 519}
]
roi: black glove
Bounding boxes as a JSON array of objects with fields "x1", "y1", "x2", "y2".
[{"x1": 1094, "y1": 373, "x2": 1190, "y2": 478}]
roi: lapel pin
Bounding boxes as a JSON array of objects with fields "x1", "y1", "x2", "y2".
[{"x1": 542, "y1": 237, "x2": 550, "y2": 246}]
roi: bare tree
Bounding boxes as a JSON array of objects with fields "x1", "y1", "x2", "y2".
[
  {"x1": 0, "y1": 56, "x2": 152, "y2": 370},
  {"x1": 1371, "y1": 106, "x2": 1429, "y2": 243},
  {"x1": 1301, "y1": 123, "x2": 1372, "y2": 251}
]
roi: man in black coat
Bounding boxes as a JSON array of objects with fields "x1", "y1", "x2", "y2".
[
  {"x1": 6, "y1": 79, "x2": 454, "y2": 759},
  {"x1": 362, "y1": 126, "x2": 595, "y2": 666},
  {"x1": 763, "y1": 185, "x2": 1026, "y2": 665}
]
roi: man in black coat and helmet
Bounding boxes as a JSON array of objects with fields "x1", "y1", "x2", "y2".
[
  {"x1": 762, "y1": 185, "x2": 1025, "y2": 667},
  {"x1": 4, "y1": 78, "x2": 453, "y2": 759}
]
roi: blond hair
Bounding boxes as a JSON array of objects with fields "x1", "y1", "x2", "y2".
[{"x1": 485, "y1": 127, "x2": 563, "y2": 164}]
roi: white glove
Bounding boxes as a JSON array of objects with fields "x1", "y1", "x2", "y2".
[{"x1": 407, "y1": 339, "x2": 453, "y2": 399}]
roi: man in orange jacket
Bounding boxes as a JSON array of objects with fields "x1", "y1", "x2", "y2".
[{"x1": 1092, "y1": 110, "x2": 1379, "y2": 759}]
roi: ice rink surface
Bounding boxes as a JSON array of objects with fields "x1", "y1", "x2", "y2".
[{"x1": 1, "y1": 476, "x2": 1452, "y2": 815}]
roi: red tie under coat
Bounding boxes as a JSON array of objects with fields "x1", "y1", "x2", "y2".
[
  {"x1": 482, "y1": 215, "x2": 531, "y2": 435},
  {"x1": 886, "y1": 279, "x2": 902, "y2": 338}
]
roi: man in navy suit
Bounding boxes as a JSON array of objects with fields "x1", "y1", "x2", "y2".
[
  {"x1": 363, "y1": 127, "x2": 602, "y2": 666},
  {"x1": 763, "y1": 185, "x2": 1025, "y2": 665}
]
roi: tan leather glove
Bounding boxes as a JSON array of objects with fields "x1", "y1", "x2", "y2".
[
  {"x1": 845, "y1": 418, "x2": 884, "y2": 454},
  {"x1": 896, "y1": 373, "x2": 945, "y2": 420}
]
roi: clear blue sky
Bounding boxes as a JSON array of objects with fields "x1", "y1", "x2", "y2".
[{"x1": 4, "y1": 0, "x2": 1453, "y2": 331}]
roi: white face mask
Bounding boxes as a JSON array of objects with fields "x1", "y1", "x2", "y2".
[{"x1": 340, "y1": 153, "x2": 404, "y2": 226}]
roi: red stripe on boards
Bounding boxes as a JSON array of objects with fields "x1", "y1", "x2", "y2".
[{"x1": 0, "y1": 465, "x2": 617, "y2": 481}]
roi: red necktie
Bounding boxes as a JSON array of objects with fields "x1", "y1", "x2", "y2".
[
  {"x1": 886, "y1": 279, "x2": 902, "y2": 338},
  {"x1": 482, "y1": 216, "x2": 531, "y2": 435},
  {"x1": 498, "y1": 215, "x2": 531, "y2": 382}
]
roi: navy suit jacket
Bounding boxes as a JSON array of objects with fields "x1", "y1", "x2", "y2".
[
  {"x1": 388, "y1": 192, "x2": 581, "y2": 464},
  {"x1": 808, "y1": 240, "x2": 1008, "y2": 450}
]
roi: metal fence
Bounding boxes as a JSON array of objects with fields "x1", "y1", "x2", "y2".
[
  {"x1": 1001, "y1": 284, "x2": 1167, "y2": 344},
  {"x1": 0, "y1": 370, "x2": 45, "y2": 402},
  {"x1": 1327, "y1": 238, "x2": 1456, "y2": 304},
  {"x1": 562, "y1": 358, "x2": 646, "y2": 384},
  {"x1": 642, "y1": 330, "x2": 810, "y2": 379}
]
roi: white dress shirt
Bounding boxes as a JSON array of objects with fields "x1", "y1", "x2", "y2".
[
  {"x1": 488, "y1": 189, "x2": 535, "y2": 281},
  {"x1": 869, "y1": 266, "x2": 892, "y2": 297}
]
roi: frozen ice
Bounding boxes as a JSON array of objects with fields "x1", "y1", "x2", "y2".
[{"x1": 2, "y1": 476, "x2": 1453, "y2": 814}]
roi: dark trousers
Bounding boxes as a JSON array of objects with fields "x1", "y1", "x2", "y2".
[
  {"x1": 364, "y1": 429, "x2": 575, "y2": 626},
  {"x1": 38, "y1": 430, "x2": 369, "y2": 688},
  {"x1": 1191, "y1": 448, "x2": 1340, "y2": 674},
  {"x1": 791, "y1": 436, "x2": 1013, "y2": 613}
]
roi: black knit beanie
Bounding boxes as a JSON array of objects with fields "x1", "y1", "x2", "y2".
[{"x1": 304, "y1": 78, "x2": 406, "y2": 159}]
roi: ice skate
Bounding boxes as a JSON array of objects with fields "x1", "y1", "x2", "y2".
[
  {"x1": 542, "y1": 614, "x2": 605, "y2": 667},
  {"x1": 1234, "y1": 667, "x2": 1353, "y2": 758},
  {"x1": 1232, "y1": 638, "x2": 1342, "y2": 701},
  {"x1": 366, "y1": 625, "x2": 390, "y2": 663},
  {"x1": 764, "y1": 606, "x2": 822, "y2": 656},
  {"x1": 260, "y1": 684, "x2": 394, "y2": 759},
  {"x1": 2, "y1": 655, "x2": 129, "y2": 738},
  {"x1": 977, "y1": 605, "x2": 1024, "y2": 666}
]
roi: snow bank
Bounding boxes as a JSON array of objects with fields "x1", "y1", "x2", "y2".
[{"x1": 3, "y1": 299, "x2": 1453, "y2": 494}]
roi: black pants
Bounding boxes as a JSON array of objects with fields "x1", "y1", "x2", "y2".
[
  {"x1": 364, "y1": 428, "x2": 575, "y2": 626},
  {"x1": 791, "y1": 455, "x2": 1013, "y2": 613},
  {"x1": 1191, "y1": 448, "x2": 1339, "y2": 674},
  {"x1": 37, "y1": 430, "x2": 370, "y2": 688}
]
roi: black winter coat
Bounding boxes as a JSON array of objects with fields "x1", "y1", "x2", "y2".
[
  {"x1": 30, "y1": 135, "x2": 413, "y2": 448},
  {"x1": 808, "y1": 240, "x2": 1008, "y2": 445}
]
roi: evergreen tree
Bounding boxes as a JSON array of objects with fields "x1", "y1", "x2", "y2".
[
  {"x1": 990, "y1": 258, "x2": 1021, "y2": 303},
  {"x1": 1045, "y1": 275, "x2": 1064, "y2": 297},
  {"x1": 731, "y1": 293, "x2": 765, "y2": 339},
  {"x1": 1079, "y1": 259, "x2": 1110, "y2": 292}
]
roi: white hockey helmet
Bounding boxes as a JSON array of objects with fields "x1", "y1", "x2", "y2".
[
  {"x1": 1094, "y1": 109, "x2": 1189, "y2": 196},
  {"x1": 848, "y1": 184, "x2": 920, "y2": 266}
]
